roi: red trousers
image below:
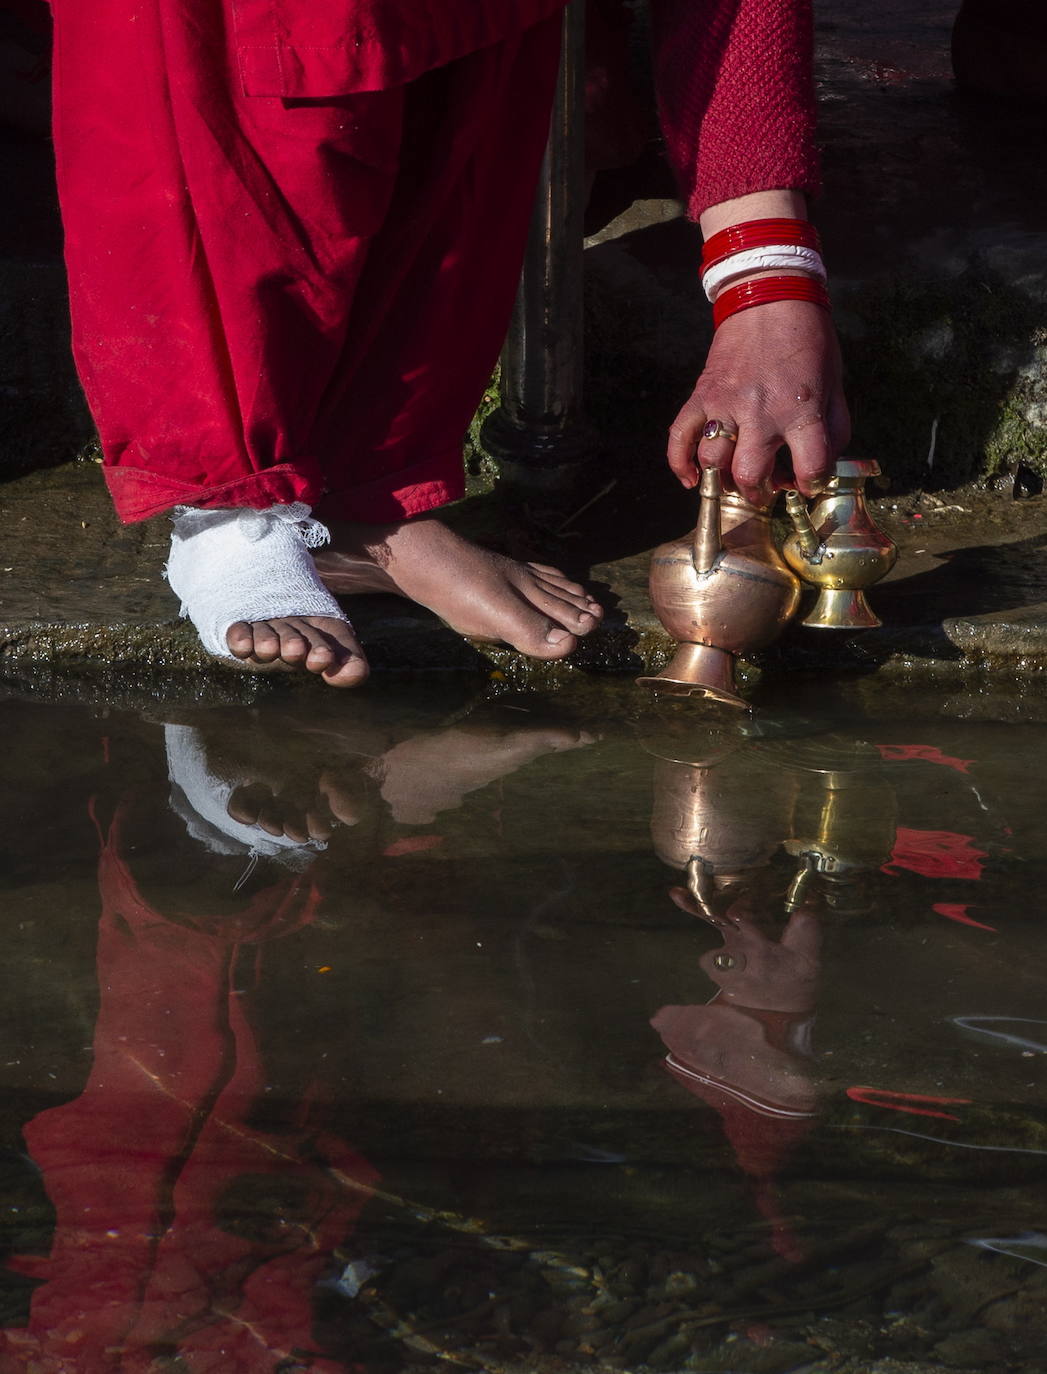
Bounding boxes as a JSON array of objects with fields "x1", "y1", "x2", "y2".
[{"x1": 49, "y1": 1, "x2": 562, "y2": 524}]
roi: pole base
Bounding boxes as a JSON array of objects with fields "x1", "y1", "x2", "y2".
[
  {"x1": 801, "y1": 588, "x2": 882, "y2": 629},
  {"x1": 637, "y1": 642, "x2": 750, "y2": 710},
  {"x1": 480, "y1": 409, "x2": 596, "y2": 495}
]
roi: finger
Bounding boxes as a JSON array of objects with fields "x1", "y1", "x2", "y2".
[
  {"x1": 729, "y1": 434, "x2": 781, "y2": 507},
  {"x1": 666, "y1": 403, "x2": 707, "y2": 489},
  {"x1": 695, "y1": 421, "x2": 740, "y2": 480},
  {"x1": 828, "y1": 389, "x2": 852, "y2": 458},
  {"x1": 667, "y1": 885, "x2": 704, "y2": 918},
  {"x1": 780, "y1": 909, "x2": 823, "y2": 960},
  {"x1": 784, "y1": 414, "x2": 835, "y2": 497}
]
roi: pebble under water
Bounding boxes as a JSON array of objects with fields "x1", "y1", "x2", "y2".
[{"x1": 0, "y1": 676, "x2": 1045, "y2": 1374}]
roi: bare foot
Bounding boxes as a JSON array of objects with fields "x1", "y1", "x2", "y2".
[
  {"x1": 317, "y1": 516, "x2": 603, "y2": 660},
  {"x1": 225, "y1": 616, "x2": 369, "y2": 688}
]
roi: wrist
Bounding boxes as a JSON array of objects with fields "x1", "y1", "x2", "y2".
[
  {"x1": 701, "y1": 218, "x2": 824, "y2": 301},
  {"x1": 711, "y1": 274, "x2": 831, "y2": 330},
  {"x1": 698, "y1": 190, "x2": 808, "y2": 239}
]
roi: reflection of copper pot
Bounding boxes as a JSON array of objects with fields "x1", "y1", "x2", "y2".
[
  {"x1": 649, "y1": 751, "x2": 798, "y2": 876},
  {"x1": 639, "y1": 469, "x2": 802, "y2": 708}
]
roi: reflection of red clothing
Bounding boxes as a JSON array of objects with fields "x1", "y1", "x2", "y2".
[
  {"x1": 882, "y1": 828, "x2": 987, "y2": 881},
  {"x1": 48, "y1": 0, "x2": 819, "y2": 524},
  {"x1": 653, "y1": 1002, "x2": 816, "y2": 1262},
  {"x1": 3, "y1": 809, "x2": 376, "y2": 1371}
]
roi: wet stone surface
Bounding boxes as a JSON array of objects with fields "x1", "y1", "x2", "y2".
[{"x1": 0, "y1": 676, "x2": 1046, "y2": 1370}]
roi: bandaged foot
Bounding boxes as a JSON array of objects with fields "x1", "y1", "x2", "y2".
[{"x1": 166, "y1": 504, "x2": 368, "y2": 687}]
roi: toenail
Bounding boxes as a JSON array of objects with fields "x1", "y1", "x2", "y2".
[{"x1": 546, "y1": 628, "x2": 571, "y2": 644}]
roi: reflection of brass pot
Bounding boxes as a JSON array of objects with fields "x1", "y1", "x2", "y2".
[
  {"x1": 650, "y1": 753, "x2": 798, "y2": 875},
  {"x1": 759, "y1": 732, "x2": 898, "y2": 912},
  {"x1": 639, "y1": 469, "x2": 802, "y2": 708},
  {"x1": 782, "y1": 459, "x2": 897, "y2": 629},
  {"x1": 785, "y1": 772, "x2": 899, "y2": 878}
]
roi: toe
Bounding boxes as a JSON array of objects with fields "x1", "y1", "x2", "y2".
[
  {"x1": 256, "y1": 799, "x2": 287, "y2": 837},
  {"x1": 509, "y1": 616, "x2": 578, "y2": 660},
  {"x1": 282, "y1": 618, "x2": 336, "y2": 672},
  {"x1": 527, "y1": 563, "x2": 589, "y2": 599},
  {"x1": 291, "y1": 617, "x2": 369, "y2": 688},
  {"x1": 280, "y1": 808, "x2": 311, "y2": 844},
  {"x1": 305, "y1": 807, "x2": 336, "y2": 842},
  {"x1": 322, "y1": 652, "x2": 369, "y2": 687},
  {"x1": 228, "y1": 782, "x2": 266, "y2": 825},
  {"x1": 529, "y1": 567, "x2": 604, "y2": 623},
  {"x1": 249, "y1": 621, "x2": 283, "y2": 663},
  {"x1": 319, "y1": 772, "x2": 366, "y2": 825},
  {"x1": 226, "y1": 622, "x2": 257, "y2": 659},
  {"x1": 529, "y1": 583, "x2": 601, "y2": 635},
  {"x1": 273, "y1": 621, "x2": 314, "y2": 665}
]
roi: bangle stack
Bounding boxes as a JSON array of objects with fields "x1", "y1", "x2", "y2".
[{"x1": 701, "y1": 217, "x2": 830, "y2": 326}]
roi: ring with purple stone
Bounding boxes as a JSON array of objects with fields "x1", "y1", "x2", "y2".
[{"x1": 701, "y1": 419, "x2": 738, "y2": 443}]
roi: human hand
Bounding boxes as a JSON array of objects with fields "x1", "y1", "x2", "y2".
[
  {"x1": 697, "y1": 906, "x2": 821, "y2": 1012},
  {"x1": 667, "y1": 297, "x2": 850, "y2": 506}
]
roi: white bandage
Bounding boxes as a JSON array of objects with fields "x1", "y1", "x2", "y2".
[
  {"x1": 165, "y1": 503, "x2": 351, "y2": 660},
  {"x1": 165, "y1": 724, "x2": 324, "y2": 867},
  {"x1": 702, "y1": 245, "x2": 827, "y2": 302}
]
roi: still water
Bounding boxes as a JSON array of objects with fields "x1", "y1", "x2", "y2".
[{"x1": 0, "y1": 676, "x2": 1045, "y2": 1373}]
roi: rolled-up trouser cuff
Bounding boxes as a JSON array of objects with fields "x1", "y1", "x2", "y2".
[
  {"x1": 104, "y1": 462, "x2": 327, "y2": 524},
  {"x1": 315, "y1": 453, "x2": 465, "y2": 525}
]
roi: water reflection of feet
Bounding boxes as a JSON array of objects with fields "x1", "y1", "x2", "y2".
[
  {"x1": 374, "y1": 721, "x2": 594, "y2": 825},
  {"x1": 170, "y1": 706, "x2": 595, "y2": 852}
]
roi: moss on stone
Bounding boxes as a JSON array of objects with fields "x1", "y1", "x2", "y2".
[
  {"x1": 463, "y1": 366, "x2": 502, "y2": 493},
  {"x1": 836, "y1": 266, "x2": 1047, "y2": 489}
]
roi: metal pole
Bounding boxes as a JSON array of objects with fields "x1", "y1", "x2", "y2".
[{"x1": 481, "y1": 0, "x2": 594, "y2": 490}]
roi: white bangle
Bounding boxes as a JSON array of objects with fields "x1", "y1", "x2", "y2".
[{"x1": 702, "y1": 245, "x2": 827, "y2": 302}]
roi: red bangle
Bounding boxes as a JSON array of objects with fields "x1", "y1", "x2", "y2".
[
  {"x1": 701, "y1": 218, "x2": 821, "y2": 274},
  {"x1": 712, "y1": 274, "x2": 831, "y2": 329}
]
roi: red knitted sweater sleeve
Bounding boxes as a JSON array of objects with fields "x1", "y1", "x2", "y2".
[{"x1": 648, "y1": 0, "x2": 820, "y2": 220}]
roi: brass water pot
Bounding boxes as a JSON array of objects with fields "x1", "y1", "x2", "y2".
[
  {"x1": 639, "y1": 468, "x2": 802, "y2": 708},
  {"x1": 782, "y1": 459, "x2": 897, "y2": 629}
]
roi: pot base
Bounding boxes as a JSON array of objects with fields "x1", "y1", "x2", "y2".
[
  {"x1": 801, "y1": 588, "x2": 882, "y2": 629},
  {"x1": 637, "y1": 642, "x2": 750, "y2": 710}
]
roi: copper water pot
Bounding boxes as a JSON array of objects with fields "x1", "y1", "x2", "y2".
[
  {"x1": 781, "y1": 459, "x2": 897, "y2": 629},
  {"x1": 639, "y1": 468, "x2": 802, "y2": 708}
]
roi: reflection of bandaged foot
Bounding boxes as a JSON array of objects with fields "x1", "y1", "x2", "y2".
[
  {"x1": 165, "y1": 724, "x2": 328, "y2": 869},
  {"x1": 166, "y1": 504, "x2": 368, "y2": 686}
]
